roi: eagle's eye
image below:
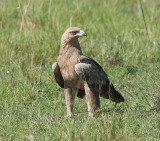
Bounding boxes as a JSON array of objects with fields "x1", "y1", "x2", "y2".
[{"x1": 71, "y1": 31, "x2": 78, "y2": 34}]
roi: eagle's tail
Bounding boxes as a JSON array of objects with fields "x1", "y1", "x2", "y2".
[
  {"x1": 110, "y1": 88, "x2": 124, "y2": 103},
  {"x1": 100, "y1": 82, "x2": 124, "y2": 103}
]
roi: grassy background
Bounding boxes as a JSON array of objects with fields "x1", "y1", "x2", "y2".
[{"x1": 0, "y1": 0, "x2": 160, "y2": 140}]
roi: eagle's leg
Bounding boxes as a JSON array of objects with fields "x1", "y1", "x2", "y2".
[
  {"x1": 64, "y1": 88, "x2": 75, "y2": 117},
  {"x1": 84, "y1": 82, "x2": 100, "y2": 117}
]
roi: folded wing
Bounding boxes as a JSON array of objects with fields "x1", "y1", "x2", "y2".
[
  {"x1": 52, "y1": 62, "x2": 64, "y2": 88},
  {"x1": 75, "y1": 56, "x2": 124, "y2": 103}
]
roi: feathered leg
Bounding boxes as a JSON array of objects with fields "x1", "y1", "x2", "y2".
[
  {"x1": 84, "y1": 82, "x2": 100, "y2": 117},
  {"x1": 64, "y1": 88, "x2": 75, "y2": 116}
]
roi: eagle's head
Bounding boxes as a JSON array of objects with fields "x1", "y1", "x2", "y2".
[{"x1": 61, "y1": 27, "x2": 87, "y2": 43}]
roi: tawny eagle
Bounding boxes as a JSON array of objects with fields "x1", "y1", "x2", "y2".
[{"x1": 52, "y1": 27, "x2": 124, "y2": 116}]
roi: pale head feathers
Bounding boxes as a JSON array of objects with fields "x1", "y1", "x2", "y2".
[{"x1": 61, "y1": 27, "x2": 87, "y2": 44}]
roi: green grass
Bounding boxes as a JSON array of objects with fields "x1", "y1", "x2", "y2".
[{"x1": 0, "y1": 0, "x2": 160, "y2": 140}]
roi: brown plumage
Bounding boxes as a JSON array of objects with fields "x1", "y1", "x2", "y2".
[{"x1": 52, "y1": 27, "x2": 124, "y2": 116}]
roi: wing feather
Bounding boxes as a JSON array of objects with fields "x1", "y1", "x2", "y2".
[
  {"x1": 75, "y1": 56, "x2": 109, "y2": 86},
  {"x1": 75, "y1": 55, "x2": 124, "y2": 102},
  {"x1": 52, "y1": 62, "x2": 64, "y2": 88}
]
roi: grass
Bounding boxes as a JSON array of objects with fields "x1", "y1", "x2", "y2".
[{"x1": 0, "y1": 0, "x2": 160, "y2": 140}]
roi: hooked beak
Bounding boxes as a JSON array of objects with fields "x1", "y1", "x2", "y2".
[{"x1": 77, "y1": 30, "x2": 87, "y2": 37}]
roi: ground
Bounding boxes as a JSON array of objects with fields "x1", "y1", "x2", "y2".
[{"x1": 0, "y1": 0, "x2": 160, "y2": 140}]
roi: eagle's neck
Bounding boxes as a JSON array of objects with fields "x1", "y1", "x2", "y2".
[{"x1": 60, "y1": 39, "x2": 83, "y2": 56}]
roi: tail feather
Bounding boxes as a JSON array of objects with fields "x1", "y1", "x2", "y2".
[
  {"x1": 111, "y1": 89, "x2": 124, "y2": 103},
  {"x1": 100, "y1": 82, "x2": 124, "y2": 103},
  {"x1": 77, "y1": 90, "x2": 85, "y2": 99}
]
